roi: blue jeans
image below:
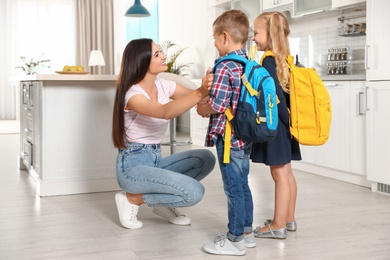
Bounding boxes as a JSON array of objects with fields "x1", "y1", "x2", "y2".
[
  {"x1": 215, "y1": 137, "x2": 253, "y2": 242},
  {"x1": 116, "y1": 143, "x2": 215, "y2": 208}
]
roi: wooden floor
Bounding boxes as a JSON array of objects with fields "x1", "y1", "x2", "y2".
[{"x1": 1, "y1": 133, "x2": 390, "y2": 260}]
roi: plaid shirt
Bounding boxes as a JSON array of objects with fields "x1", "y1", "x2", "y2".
[{"x1": 204, "y1": 49, "x2": 248, "y2": 149}]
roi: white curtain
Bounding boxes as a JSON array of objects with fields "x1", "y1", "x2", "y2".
[
  {"x1": 0, "y1": 0, "x2": 76, "y2": 120},
  {"x1": 76, "y1": 0, "x2": 114, "y2": 75}
]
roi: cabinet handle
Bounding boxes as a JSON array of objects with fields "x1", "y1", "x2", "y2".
[
  {"x1": 365, "y1": 86, "x2": 370, "y2": 111},
  {"x1": 324, "y1": 83, "x2": 339, "y2": 87},
  {"x1": 24, "y1": 128, "x2": 33, "y2": 132},
  {"x1": 364, "y1": 45, "x2": 370, "y2": 70},
  {"x1": 357, "y1": 92, "x2": 365, "y2": 115}
]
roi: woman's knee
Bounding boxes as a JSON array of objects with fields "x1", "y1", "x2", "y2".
[{"x1": 187, "y1": 182, "x2": 205, "y2": 206}]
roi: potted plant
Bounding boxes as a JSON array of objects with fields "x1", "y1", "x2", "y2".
[
  {"x1": 15, "y1": 53, "x2": 51, "y2": 75},
  {"x1": 159, "y1": 41, "x2": 191, "y2": 77}
]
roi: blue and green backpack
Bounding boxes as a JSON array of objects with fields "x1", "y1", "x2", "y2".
[{"x1": 212, "y1": 54, "x2": 279, "y2": 163}]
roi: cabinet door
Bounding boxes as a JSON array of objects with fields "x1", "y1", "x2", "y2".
[
  {"x1": 315, "y1": 81, "x2": 351, "y2": 172},
  {"x1": 31, "y1": 81, "x2": 41, "y2": 176},
  {"x1": 366, "y1": 0, "x2": 390, "y2": 81},
  {"x1": 263, "y1": 0, "x2": 293, "y2": 11},
  {"x1": 294, "y1": 0, "x2": 331, "y2": 17},
  {"x1": 234, "y1": 0, "x2": 260, "y2": 22},
  {"x1": 190, "y1": 107, "x2": 209, "y2": 146},
  {"x1": 366, "y1": 82, "x2": 390, "y2": 185},
  {"x1": 350, "y1": 81, "x2": 366, "y2": 175},
  {"x1": 332, "y1": 0, "x2": 365, "y2": 9}
]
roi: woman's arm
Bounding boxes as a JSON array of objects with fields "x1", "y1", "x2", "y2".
[{"x1": 128, "y1": 70, "x2": 213, "y2": 120}]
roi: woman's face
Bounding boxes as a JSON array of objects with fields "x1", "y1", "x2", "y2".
[
  {"x1": 148, "y1": 42, "x2": 167, "y2": 74},
  {"x1": 252, "y1": 18, "x2": 269, "y2": 52}
]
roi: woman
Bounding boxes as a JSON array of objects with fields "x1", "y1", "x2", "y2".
[{"x1": 112, "y1": 38, "x2": 216, "y2": 229}]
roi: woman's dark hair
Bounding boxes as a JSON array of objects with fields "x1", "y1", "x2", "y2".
[{"x1": 112, "y1": 38, "x2": 153, "y2": 148}]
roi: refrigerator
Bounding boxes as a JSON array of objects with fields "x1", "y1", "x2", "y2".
[{"x1": 365, "y1": 0, "x2": 390, "y2": 193}]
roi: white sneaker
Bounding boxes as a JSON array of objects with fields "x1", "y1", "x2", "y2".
[
  {"x1": 244, "y1": 233, "x2": 256, "y2": 248},
  {"x1": 152, "y1": 207, "x2": 191, "y2": 225},
  {"x1": 115, "y1": 192, "x2": 143, "y2": 229},
  {"x1": 202, "y1": 234, "x2": 246, "y2": 256}
]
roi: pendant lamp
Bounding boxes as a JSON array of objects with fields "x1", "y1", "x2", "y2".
[{"x1": 125, "y1": 0, "x2": 151, "y2": 17}]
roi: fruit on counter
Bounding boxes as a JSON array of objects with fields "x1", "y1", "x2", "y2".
[{"x1": 62, "y1": 65, "x2": 85, "y2": 72}]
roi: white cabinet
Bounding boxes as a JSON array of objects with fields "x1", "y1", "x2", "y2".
[
  {"x1": 212, "y1": 0, "x2": 260, "y2": 22},
  {"x1": 190, "y1": 107, "x2": 209, "y2": 146},
  {"x1": 18, "y1": 76, "x2": 119, "y2": 196},
  {"x1": 295, "y1": 81, "x2": 367, "y2": 184},
  {"x1": 332, "y1": 0, "x2": 365, "y2": 9},
  {"x1": 262, "y1": 0, "x2": 293, "y2": 11},
  {"x1": 366, "y1": 0, "x2": 390, "y2": 81},
  {"x1": 294, "y1": 0, "x2": 331, "y2": 17},
  {"x1": 365, "y1": 82, "x2": 390, "y2": 185},
  {"x1": 365, "y1": 0, "x2": 390, "y2": 188},
  {"x1": 315, "y1": 81, "x2": 351, "y2": 172},
  {"x1": 350, "y1": 81, "x2": 366, "y2": 175},
  {"x1": 19, "y1": 81, "x2": 41, "y2": 174}
]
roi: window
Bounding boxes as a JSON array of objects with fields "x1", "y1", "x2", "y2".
[{"x1": 125, "y1": 0, "x2": 159, "y2": 42}]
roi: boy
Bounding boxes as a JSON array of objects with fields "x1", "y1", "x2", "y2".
[{"x1": 197, "y1": 10, "x2": 255, "y2": 256}]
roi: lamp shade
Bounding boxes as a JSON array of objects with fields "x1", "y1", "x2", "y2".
[
  {"x1": 88, "y1": 50, "x2": 105, "y2": 66},
  {"x1": 125, "y1": 0, "x2": 151, "y2": 17}
]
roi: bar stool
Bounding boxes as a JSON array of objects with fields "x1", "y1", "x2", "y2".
[{"x1": 157, "y1": 72, "x2": 198, "y2": 154}]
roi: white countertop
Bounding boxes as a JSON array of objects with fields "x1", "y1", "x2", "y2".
[{"x1": 15, "y1": 74, "x2": 118, "y2": 81}]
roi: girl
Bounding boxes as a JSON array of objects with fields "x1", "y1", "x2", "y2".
[{"x1": 251, "y1": 12, "x2": 301, "y2": 239}]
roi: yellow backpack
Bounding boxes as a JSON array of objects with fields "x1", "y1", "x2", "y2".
[{"x1": 260, "y1": 51, "x2": 332, "y2": 145}]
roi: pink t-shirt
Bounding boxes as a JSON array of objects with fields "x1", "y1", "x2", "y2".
[{"x1": 124, "y1": 78, "x2": 176, "y2": 144}]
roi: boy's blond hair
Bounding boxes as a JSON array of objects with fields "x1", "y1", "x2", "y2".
[
  {"x1": 213, "y1": 10, "x2": 249, "y2": 45},
  {"x1": 256, "y1": 11, "x2": 291, "y2": 92}
]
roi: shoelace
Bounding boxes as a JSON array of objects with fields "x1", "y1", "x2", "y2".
[
  {"x1": 214, "y1": 234, "x2": 227, "y2": 247},
  {"x1": 168, "y1": 207, "x2": 185, "y2": 217},
  {"x1": 128, "y1": 205, "x2": 139, "y2": 221}
]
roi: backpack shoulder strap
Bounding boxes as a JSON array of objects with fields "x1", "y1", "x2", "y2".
[
  {"x1": 286, "y1": 55, "x2": 294, "y2": 68},
  {"x1": 260, "y1": 50, "x2": 275, "y2": 65},
  {"x1": 212, "y1": 54, "x2": 248, "y2": 73},
  {"x1": 224, "y1": 107, "x2": 234, "y2": 164}
]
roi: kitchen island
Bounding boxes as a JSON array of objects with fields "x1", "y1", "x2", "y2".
[{"x1": 18, "y1": 74, "x2": 120, "y2": 196}]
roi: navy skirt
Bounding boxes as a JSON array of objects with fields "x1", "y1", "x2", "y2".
[{"x1": 250, "y1": 118, "x2": 301, "y2": 166}]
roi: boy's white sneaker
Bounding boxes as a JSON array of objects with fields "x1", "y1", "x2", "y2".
[
  {"x1": 244, "y1": 232, "x2": 256, "y2": 248},
  {"x1": 115, "y1": 192, "x2": 143, "y2": 229},
  {"x1": 152, "y1": 206, "x2": 191, "y2": 225},
  {"x1": 202, "y1": 234, "x2": 246, "y2": 256}
]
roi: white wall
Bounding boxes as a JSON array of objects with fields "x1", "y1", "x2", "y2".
[
  {"x1": 113, "y1": 0, "x2": 213, "y2": 134},
  {"x1": 113, "y1": 0, "x2": 214, "y2": 78},
  {"x1": 158, "y1": 0, "x2": 214, "y2": 79}
]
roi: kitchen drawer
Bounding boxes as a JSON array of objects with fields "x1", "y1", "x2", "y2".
[
  {"x1": 25, "y1": 117, "x2": 34, "y2": 142},
  {"x1": 22, "y1": 140, "x2": 33, "y2": 169}
]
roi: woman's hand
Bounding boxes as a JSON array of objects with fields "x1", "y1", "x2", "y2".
[
  {"x1": 197, "y1": 97, "x2": 212, "y2": 118},
  {"x1": 202, "y1": 67, "x2": 214, "y2": 91}
]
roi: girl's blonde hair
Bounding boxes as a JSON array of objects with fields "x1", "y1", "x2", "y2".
[{"x1": 256, "y1": 12, "x2": 291, "y2": 92}]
